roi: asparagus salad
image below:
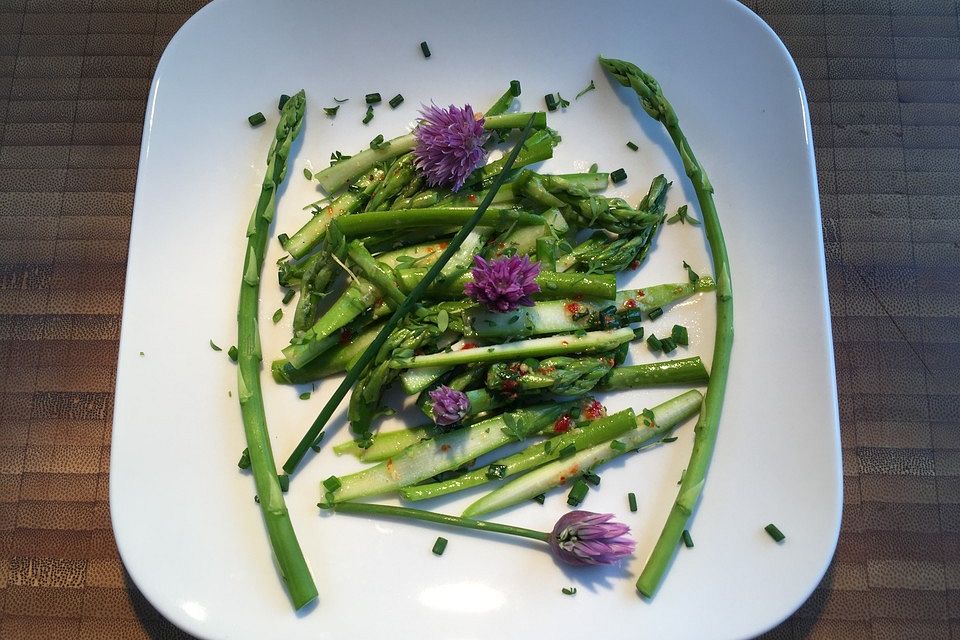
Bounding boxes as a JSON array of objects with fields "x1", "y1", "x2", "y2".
[{"x1": 232, "y1": 57, "x2": 731, "y2": 611}]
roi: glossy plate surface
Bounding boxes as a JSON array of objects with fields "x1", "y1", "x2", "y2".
[{"x1": 111, "y1": 0, "x2": 841, "y2": 638}]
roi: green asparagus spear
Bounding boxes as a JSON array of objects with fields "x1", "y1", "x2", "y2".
[
  {"x1": 600, "y1": 55, "x2": 733, "y2": 599},
  {"x1": 395, "y1": 268, "x2": 617, "y2": 301},
  {"x1": 234, "y1": 90, "x2": 316, "y2": 609}
]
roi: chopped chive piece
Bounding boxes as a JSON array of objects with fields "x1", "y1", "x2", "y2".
[
  {"x1": 323, "y1": 105, "x2": 340, "y2": 117},
  {"x1": 278, "y1": 474, "x2": 290, "y2": 492},
  {"x1": 610, "y1": 440, "x2": 627, "y2": 452},
  {"x1": 322, "y1": 475, "x2": 341, "y2": 492},
  {"x1": 139, "y1": 351, "x2": 144, "y2": 356},
  {"x1": 388, "y1": 93, "x2": 404, "y2": 109},
  {"x1": 310, "y1": 432, "x2": 325, "y2": 453},
  {"x1": 278, "y1": 94, "x2": 290, "y2": 110},
  {"x1": 369, "y1": 134, "x2": 386, "y2": 150},
  {"x1": 557, "y1": 93, "x2": 570, "y2": 108},
  {"x1": 247, "y1": 111, "x2": 266, "y2": 127},
  {"x1": 575, "y1": 80, "x2": 596, "y2": 99},
  {"x1": 567, "y1": 479, "x2": 589, "y2": 506},
  {"x1": 299, "y1": 391, "x2": 311, "y2": 400},
  {"x1": 365, "y1": 93, "x2": 381, "y2": 104},
  {"x1": 632, "y1": 327, "x2": 645, "y2": 341},
  {"x1": 611, "y1": 168, "x2": 627, "y2": 184},
  {"x1": 282, "y1": 288, "x2": 295, "y2": 305},
  {"x1": 544, "y1": 93, "x2": 558, "y2": 112},
  {"x1": 681, "y1": 529, "x2": 694, "y2": 548},
  {"x1": 764, "y1": 523, "x2": 786, "y2": 543},
  {"x1": 558, "y1": 443, "x2": 577, "y2": 459},
  {"x1": 626, "y1": 141, "x2": 639, "y2": 151},
  {"x1": 628, "y1": 492, "x2": 638, "y2": 512},
  {"x1": 272, "y1": 308, "x2": 283, "y2": 323},
  {"x1": 362, "y1": 104, "x2": 374, "y2": 124},
  {"x1": 209, "y1": 340, "x2": 222, "y2": 352},
  {"x1": 583, "y1": 471, "x2": 601, "y2": 486},
  {"x1": 646, "y1": 334, "x2": 662, "y2": 352},
  {"x1": 671, "y1": 324, "x2": 689, "y2": 345},
  {"x1": 254, "y1": 495, "x2": 260, "y2": 503},
  {"x1": 420, "y1": 41, "x2": 431, "y2": 57},
  {"x1": 237, "y1": 448, "x2": 251, "y2": 469},
  {"x1": 227, "y1": 346, "x2": 238, "y2": 362},
  {"x1": 661, "y1": 436, "x2": 678, "y2": 443},
  {"x1": 648, "y1": 307, "x2": 664, "y2": 321},
  {"x1": 432, "y1": 536, "x2": 448, "y2": 555},
  {"x1": 510, "y1": 80, "x2": 521, "y2": 96},
  {"x1": 561, "y1": 587, "x2": 577, "y2": 595},
  {"x1": 660, "y1": 337, "x2": 677, "y2": 353},
  {"x1": 486, "y1": 464, "x2": 507, "y2": 480},
  {"x1": 532, "y1": 493, "x2": 546, "y2": 505}
]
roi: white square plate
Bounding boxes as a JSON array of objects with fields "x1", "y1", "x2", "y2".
[{"x1": 111, "y1": 1, "x2": 841, "y2": 638}]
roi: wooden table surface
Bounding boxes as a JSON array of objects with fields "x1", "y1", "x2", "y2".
[{"x1": 0, "y1": 1, "x2": 957, "y2": 638}]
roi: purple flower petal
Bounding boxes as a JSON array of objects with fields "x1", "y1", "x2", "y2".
[
  {"x1": 464, "y1": 255, "x2": 541, "y2": 313},
  {"x1": 548, "y1": 510, "x2": 636, "y2": 566},
  {"x1": 427, "y1": 385, "x2": 470, "y2": 426},
  {"x1": 413, "y1": 103, "x2": 490, "y2": 192}
]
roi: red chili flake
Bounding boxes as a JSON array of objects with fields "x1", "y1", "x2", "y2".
[
  {"x1": 565, "y1": 302, "x2": 583, "y2": 315},
  {"x1": 438, "y1": 242, "x2": 449, "y2": 249},
  {"x1": 674, "y1": 286, "x2": 684, "y2": 294},
  {"x1": 501, "y1": 379, "x2": 518, "y2": 392},
  {"x1": 629, "y1": 260, "x2": 640, "y2": 270},
  {"x1": 559, "y1": 475, "x2": 566, "y2": 483},
  {"x1": 467, "y1": 194, "x2": 478, "y2": 202},
  {"x1": 461, "y1": 342, "x2": 478, "y2": 350},
  {"x1": 623, "y1": 298, "x2": 637, "y2": 309},
  {"x1": 583, "y1": 399, "x2": 606, "y2": 420},
  {"x1": 636, "y1": 289, "x2": 646, "y2": 297},
  {"x1": 440, "y1": 444, "x2": 451, "y2": 452},
  {"x1": 553, "y1": 415, "x2": 573, "y2": 433},
  {"x1": 338, "y1": 328, "x2": 353, "y2": 345},
  {"x1": 538, "y1": 365, "x2": 556, "y2": 374}
]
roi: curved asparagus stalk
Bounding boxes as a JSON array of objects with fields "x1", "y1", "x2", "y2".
[
  {"x1": 314, "y1": 112, "x2": 547, "y2": 193},
  {"x1": 234, "y1": 91, "x2": 316, "y2": 609},
  {"x1": 463, "y1": 389, "x2": 703, "y2": 518},
  {"x1": 401, "y1": 408, "x2": 637, "y2": 502},
  {"x1": 396, "y1": 268, "x2": 617, "y2": 301},
  {"x1": 601, "y1": 56, "x2": 733, "y2": 598},
  {"x1": 398, "y1": 328, "x2": 636, "y2": 369},
  {"x1": 323, "y1": 401, "x2": 577, "y2": 503},
  {"x1": 271, "y1": 321, "x2": 380, "y2": 384}
]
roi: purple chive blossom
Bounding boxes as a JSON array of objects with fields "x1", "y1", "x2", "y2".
[
  {"x1": 413, "y1": 103, "x2": 490, "y2": 192},
  {"x1": 549, "y1": 511, "x2": 636, "y2": 567},
  {"x1": 428, "y1": 385, "x2": 470, "y2": 426},
  {"x1": 464, "y1": 255, "x2": 541, "y2": 313}
]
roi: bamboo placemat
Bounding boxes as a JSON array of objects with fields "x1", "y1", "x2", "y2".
[{"x1": 0, "y1": 1, "x2": 956, "y2": 638}]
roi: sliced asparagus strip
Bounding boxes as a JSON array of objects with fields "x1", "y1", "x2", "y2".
[
  {"x1": 601, "y1": 357, "x2": 708, "y2": 388},
  {"x1": 398, "y1": 328, "x2": 636, "y2": 369},
  {"x1": 396, "y1": 268, "x2": 616, "y2": 302},
  {"x1": 401, "y1": 408, "x2": 637, "y2": 502},
  {"x1": 333, "y1": 206, "x2": 543, "y2": 238},
  {"x1": 271, "y1": 321, "x2": 381, "y2": 384},
  {"x1": 324, "y1": 402, "x2": 576, "y2": 503},
  {"x1": 462, "y1": 390, "x2": 703, "y2": 517},
  {"x1": 332, "y1": 425, "x2": 436, "y2": 461}
]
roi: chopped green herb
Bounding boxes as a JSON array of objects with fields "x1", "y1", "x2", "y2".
[
  {"x1": 362, "y1": 104, "x2": 374, "y2": 124},
  {"x1": 764, "y1": 523, "x2": 786, "y2": 543},
  {"x1": 299, "y1": 391, "x2": 311, "y2": 400},
  {"x1": 681, "y1": 529, "x2": 694, "y2": 548},
  {"x1": 558, "y1": 443, "x2": 577, "y2": 459},
  {"x1": 322, "y1": 475, "x2": 342, "y2": 492},
  {"x1": 557, "y1": 93, "x2": 570, "y2": 108},
  {"x1": 648, "y1": 307, "x2": 664, "y2": 321},
  {"x1": 323, "y1": 105, "x2": 340, "y2": 117},
  {"x1": 667, "y1": 204, "x2": 701, "y2": 226},
  {"x1": 575, "y1": 80, "x2": 596, "y2": 99},
  {"x1": 532, "y1": 493, "x2": 545, "y2": 505},
  {"x1": 583, "y1": 471, "x2": 601, "y2": 486},
  {"x1": 660, "y1": 337, "x2": 677, "y2": 353},
  {"x1": 278, "y1": 94, "x2": 290, "y2": 110},
  {"x1": 388, "y1": 93, "x2": 404, "y2": 109},
  {"x1": 369, "y1": 134, "x2": 386, "y2": 150},
  {"x1": 626, "y1": 141, "x2": 639, "y2": 151},
  {"x1": 365, "y1": 93, "x2": 382, "y2": 104},
  {"x1": 661, "y1": 436, "x2": 678, "y2": 443},
  {"x1": 272, "y1": 308, "x2": 283, "y2": 323},
  {"x1": 611, "y1": 167, "x2": 627, "y2": 184},
  {"x1": 632, "y1": 327, "x2": 645, "y2": 341},
  {"x1": 671, "y1": 324, "x2": 689, "y2": 346},
  {"x1": 436, "y1": 309, "x2": 449, "y2": 332},
  {"x1": 561, "y1": 587, "x2": 577, "y2": 595},
  {"x1": 237, "y1": 448, "x2": 251, "y2": 469},
  {"x1": 544, "y1": 93, "x2": 558, "y2": 112},
  {"x1": 209, "y1": 340, "x2": 222, "y2": 352},
  {"x1": 420, "y1": 41, "x2": 431, "y2": 57},
  {"x1": 278, "y1": 474, "x2": 290, "y2": 492},
  {"x1": 282, "y1": 289, "x2": 295, "y2": 305},
  {"x1": 510, "y1": 80, "x2": 521, "y2": 96},
  {"x1": 610, "y1": 440, "x2": 627, "y2": 452},
  {"x1": 334, "y1": 97, "x2": 349, "y2": 103},
  {"x1": 432, "y1": 536, "x2": 447, "y2": 555},
  {"x1": 227, "y1": 346, "x2": 239, "y2": 362},
  {"x1": 628, "y1": 492, "x2": 638, "y2": 512},
  {"x1": 138, "y1": 351, "x2": 144, "y2": 357},
  {"x1": 588, "y1": 162, "x2": 599, "y2": 173},
  {"x1": 683, "y1": 260, "x2": 700, "y2": 284},
  {"x1": 646, "y1": 334, "x2": 662, "y2": 352},
  {"x1": 486, "y1": 464, "x2": 507, "y2": 480},
  {"x1": 247, "y1": 111, "x2": 266, "y2": 127},
  {"x1": 310, "y1": 432, "x2": 325, "y2": 453},
  {"x1": 278, "y1": 233, "x2": 289, "y2": 247},
  {"x1": 567, "y1": 479, "x2": 589, "y2": 506}
]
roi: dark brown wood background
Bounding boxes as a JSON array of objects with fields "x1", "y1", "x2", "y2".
[{"x1": 0, "y1": 0, "x2": 956, "y2": 638}]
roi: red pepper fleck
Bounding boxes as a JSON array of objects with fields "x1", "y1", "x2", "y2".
[
  {"x1": 438, "y1": 242, "x2": 449, "y2": 249},
  {"x1": 501, "y1": 379, "x2": 518, "y2": 392},
  {"x1": 559, "y1": 476, "x2": 566, "y2": 483},
  {"x1": 630, "y1": 260, "x2": 640, "y2": 270},
  {"x1": 467, "y1": 194, "x2": 477, "y2": 203},
  {"x1": 461, "y1": 342, "x2": 477, "y2": 350},
  {"x1": 583, "y1": 399, "x2": 606, "y2": 420},
  {"x1": 440, "y1": 444, "x2": 451, "y2": 452},
  {"x1": 636, "y1": 289, "x2": 646, "y2": 297},
  {"x1": 564, "y1": 302, "x2": 583, "y2": 315},
  {"x1": 553, "y1": 415, "x2": 573, "y2": 433},
  {"x1": 338, "y1": 328, "x2": 353, "y2": 345},
  {"x1": 623, "y1": 298, "x2": 637, "y2": 309}
]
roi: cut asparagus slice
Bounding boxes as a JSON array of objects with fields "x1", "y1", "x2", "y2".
[{"x1": 462, "y1": 389, "x2": 703, "y2": 517}]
